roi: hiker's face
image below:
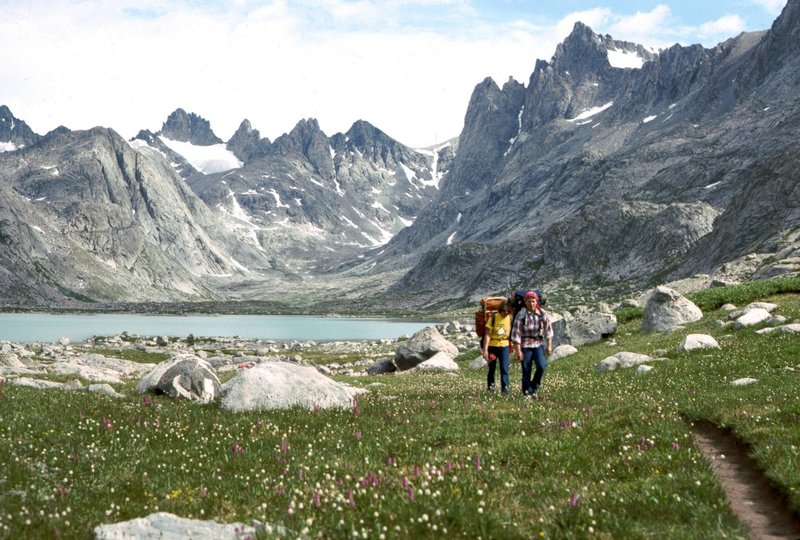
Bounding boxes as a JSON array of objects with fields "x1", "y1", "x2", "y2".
[{"x1": 526, "y1": 297, "x2": 538, "y2": 308}]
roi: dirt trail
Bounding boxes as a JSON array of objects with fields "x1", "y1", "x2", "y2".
[{"x1": 691, "y1": 421, "x2": 800, "y2": 540}]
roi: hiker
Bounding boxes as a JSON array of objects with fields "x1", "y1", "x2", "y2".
[
  {"x1": 481, "y1": 298, "x2": 513, "y2": 394},
  {"x1": 511, "y1": 290, "x2": 553, "y2": 399}
]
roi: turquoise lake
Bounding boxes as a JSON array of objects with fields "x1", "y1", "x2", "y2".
[{"x1": 0, "y1": 313, "x2": 436, "y2": 344}]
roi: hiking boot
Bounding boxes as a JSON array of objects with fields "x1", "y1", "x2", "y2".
[
  {"x1": 487, "y1": 385, "x2": 495, "y2": 392},
  {"x1": 501, "y1": 387, "x2": 509, "y2": 395}
]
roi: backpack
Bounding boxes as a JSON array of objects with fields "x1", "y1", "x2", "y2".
[
  {"x1": 475, "y1": 296, "x2": 506, "y2": 344},
  {"x1": 510, "y1": 288, "x2": 547, "y2": 321}
]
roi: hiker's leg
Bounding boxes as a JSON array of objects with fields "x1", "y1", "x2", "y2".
[
  {"x1": 520, "y1": 348, "x2": 534, "y2": 396},
  {"x1": 531, "y1": 345, "x2": 548, "y2": 394},
  {"x1": 486, "y1": 346, "x2": 497, "y2": 389},
  {"x1": 499, "y1": 346, "x2": 510, "y2": 392}
]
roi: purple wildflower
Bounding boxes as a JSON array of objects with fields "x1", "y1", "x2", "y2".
[{"x1": 231, "y1": 441, "x2": 245, "y2": 455}]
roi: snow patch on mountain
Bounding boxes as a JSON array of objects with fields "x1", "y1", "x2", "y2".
[
  {"x1": 607, "y1": 48, "x2": 647, "y2": 69},
  {"x1": 568, "y1": 102, "x2": 614, "y2": 122},
  {"x1": 159, "y1": 136, "x2": 242, "y2": 173}
]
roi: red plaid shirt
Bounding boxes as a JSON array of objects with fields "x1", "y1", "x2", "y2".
[{"x1": 511, "y1": 308, "x2": 553, "y2": 348}]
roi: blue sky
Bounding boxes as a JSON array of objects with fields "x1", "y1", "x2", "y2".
[{"x1": 0, "y1": 0, "x2": 787, "y2": 148}]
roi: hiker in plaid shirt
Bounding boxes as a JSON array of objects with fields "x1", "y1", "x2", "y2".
[{"x1": 510, "y1": 291, "x2": 553, "y2": 399}]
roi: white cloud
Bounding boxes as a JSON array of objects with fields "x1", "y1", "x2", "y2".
[
  {"x1": 698, "y1": 15, "x2": 747, "y2": 39},
  {"x1": 749, "y1": 0, "x2": 787, "y2": 15}
]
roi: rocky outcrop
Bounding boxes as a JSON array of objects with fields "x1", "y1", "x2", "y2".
[{"x1": 158, "y1": 108, "x2": 222, "y2": 145}]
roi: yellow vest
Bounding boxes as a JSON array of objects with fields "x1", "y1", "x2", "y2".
[{"x1": 485, "y1": 312, "x2": 512, "y2": 347}]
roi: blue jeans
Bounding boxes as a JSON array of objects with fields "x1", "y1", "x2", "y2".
[
  {"x1": 486, "y1": 345, "x2": 510, "y2": 391},
  {"x1": 521, "y1": 346, "x2": 547, "y2": 396}
]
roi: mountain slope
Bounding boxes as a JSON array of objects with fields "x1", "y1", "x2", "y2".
[
  {"x1": 0, "y1": 127, "x2": 275, "y2": 305},
  {"x1": 377, "y1": 1, "x2": 800, "y2": 306}
]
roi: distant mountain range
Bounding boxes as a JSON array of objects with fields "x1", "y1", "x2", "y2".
[{"x1": 1, "y1": 0, "x2": 799, "y2": 312}]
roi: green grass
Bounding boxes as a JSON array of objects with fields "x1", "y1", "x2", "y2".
[{"x1": 1, "y1": 287, "x2": 799, "y2": 538}]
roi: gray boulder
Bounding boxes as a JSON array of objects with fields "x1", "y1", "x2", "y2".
[
  {"x1": 136, "y1": 355, "x2": 221, "y2": 404},
  {"x1": 366, "y1": 358, "x2": 397, "y2": 375},
  {"x1": 734, "y1": 308, "x2": 772, "y2": 328},
  {"x1": 94, "y1": 511, "x2": 256, "y2": 540},
  {"x1": 220, "y1": 361, "x2": 365, "y2": 412},
  {"x1": 563, "y1": 308, "x2": 617, "y2": 346},
  {"x1": 408, "y1": 351, "x2": 459, "y2": 372},
  {"x1": 550, "y1": 344, "x2": 579, "y2": 361},
  {"x1": 597, "y1": 352, "x2": 653, "y2": 373},
  {"x1": 642, "y1": 286, "x2": 703, "y2": 333},
  {"x1": 679, "y1": 334, "x2": 720, "y2": 352},
  {"x1": 394, "y1": 326, "x2": 459, "y2": 371}
]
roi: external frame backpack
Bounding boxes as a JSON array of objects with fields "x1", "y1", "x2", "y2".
[{"x1": 475, "y1": 296, "x2": 506, "y2": 345}]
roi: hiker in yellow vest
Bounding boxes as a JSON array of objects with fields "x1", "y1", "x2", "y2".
[{"x1": 482, "y1": 299, "x2": 513, "y2": 394}]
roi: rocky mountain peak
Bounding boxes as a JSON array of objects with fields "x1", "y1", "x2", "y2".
[
  {"x1": 158, "y1": 108, "x2": 223, "y2": 146},
  {"x1": 551, "y1": 22, "x2": 612, "y2": 79},
  {"x1": 332, "y1": 119, "x2": 407, "y2": 163},
  {"x1": 270, "y1": 118, "x2": 334, "y2": 180},
  {"x1": 343, "y1": 120, "x2": 386, "y2": 147},
  {"x1": 0, "y1": 105, "x2": 40, "y2": 149},
  {"x1": 227, "y1": 119, "x2": 270, "y2": 164},
  {"x1": 438, "y1": 76, "x2": 525, "y2": 194}
]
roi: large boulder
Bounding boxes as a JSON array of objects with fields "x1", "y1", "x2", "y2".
[
  {"x1": 408, "y1": 351, "x2": 459, "y2": 372},
  {"x1": 548, "y1": 311, "x2": 567, "y2": 347},
  {"x1": 679, "y1": 334, "x2": 720, "y2": 352},
  {"x1": 641, "y1": 286, "x2": 703, "y2": 333},
  {"x1": 94, "y1": 512, "x2": 256, "y2": 539},
  {"x1": 136, "y1": 355, "x2": 221, "y2": 404},
  {"x1": 563, "y1": 306, "x2": 617, "y2": 346},
  {"x1": 220, "y1": 361, "x2": 366, "y2": 412},
  {"x1": 394, "y1": 326, "x2": 459, "y2": 371}
]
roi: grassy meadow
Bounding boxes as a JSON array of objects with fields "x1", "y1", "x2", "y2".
[{"x1": 1, "y1": 278, "x2": 799, "y2": 539}]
